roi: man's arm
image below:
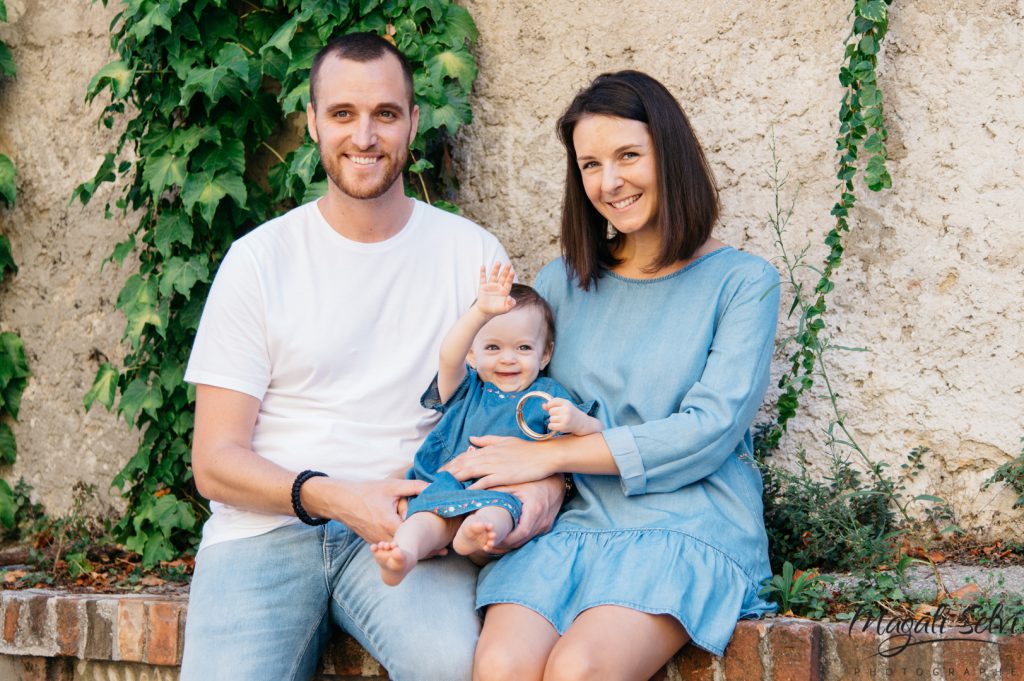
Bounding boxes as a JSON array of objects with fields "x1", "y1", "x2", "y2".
[{"x1": 192, "y1": 384, "x2": 426, "y2": 543}]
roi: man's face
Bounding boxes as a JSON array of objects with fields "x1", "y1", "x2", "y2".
[{"x1": 306, "y1": 54, "x2": 419, "y2": 201}]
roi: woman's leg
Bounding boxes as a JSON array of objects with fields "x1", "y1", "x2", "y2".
[
  {"x1": 371, "y1": 511, "x2": 457, "y2": 585},
  {"x1": 474, "y1": 604, "x2": 560, "y2": 681},
  {"x1": 543, "y1": 605, "x2": 690, "y2": 681}
]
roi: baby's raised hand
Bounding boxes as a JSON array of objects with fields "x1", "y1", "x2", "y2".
[
  {"x1": 544, "y1": 398, "x2": 585, "y2": 435},
  {"x1": 476, "y1": 262, "x2": 516, "y2": 316}
]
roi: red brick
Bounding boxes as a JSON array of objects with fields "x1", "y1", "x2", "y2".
[
  {"x1": 881, "y1": 633, "x2": 935, "y2": 681},
  {"x1": 84, "y1": 598, "x2": 114, "y2": 660},
  {"x1": 4, "y1": 598, "x2": 21, "y2": 643},
  {"x1": 54, "y1": 598, "x2": 81, "y2": 657},
  {"x1": 145, "y1": 600, "x2": 182, "y2": 666},
  {"x1": 723, "y1": 621, "x2": 765, "y2": 680},
  {"x1": 941, "y1": 631, "x2": 992, "y2": 681},
  {"x1": 769, "y1": 620, "x2": 822, "y2": 681},
  {"x1": 999, "y1": 634, "x2": 1024, "y2": 680},
  {"x1": 26, "y1": 595, "x2": 48, "y2": 644},
  {"x1": 827, "y1": 622, "x2": 881, "y2": 680},
  {"x1": 115, "y1": 598, "x2": 146, "y2": 662},
  {"x1": 676, "y1": 643, "x2": 716, "y2": 680}
]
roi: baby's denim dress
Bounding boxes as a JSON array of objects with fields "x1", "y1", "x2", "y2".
[{"x1": 405, "y1": 368, "x2": 593, "y2": 525}]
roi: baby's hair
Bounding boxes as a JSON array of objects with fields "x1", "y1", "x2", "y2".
[{"x1": 510, "y1": 284, "x2": 556, "y2": 348}]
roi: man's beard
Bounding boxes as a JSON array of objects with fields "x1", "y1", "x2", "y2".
[{"x1": 318, "y1": 142, "x2": 407, "y2": 200}]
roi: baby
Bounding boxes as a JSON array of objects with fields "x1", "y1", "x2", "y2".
[{"x1": 371, "y1": 263, "x2": 602, "y2": 585}]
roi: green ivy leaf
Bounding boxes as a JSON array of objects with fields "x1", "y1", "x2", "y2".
[
  {"x1": 119, "y1": 377, "x2": 164, "y2": 425},
  {"x1": 426, "y1": 49, "x2": 477, "y2": 90},
  {"x1": 142, "y1": 152, "x2": 188, "y2": 195},
  {"x1": 288, "y1": 142, "x2": 320, "y2": 185},
  {"x1": 180, "y1": 44, "x2": 250, "y2": 108},
  {"x1": 858, "y1": 34, "x2": 878, "y2": 56},
  {"x1": 260, "y1": 13, "x2": 301, "y2": 59},
  {"x1": 159, "y1": 255, "x2": 210, "y2": 299},
  {"x1": 193, "y1": 138, "x2": 245, "y2": 176},
  {"x1": 0, "y1": 41, "x2": 14, "y2": 79},
  {"x1": 1, "y1": 377, "x2": 26, "y2": 420},
  {"x1": 0, "y1": 234, "x2": 15, "y2": 282},
  {"x1": 71, "y1": 153, "x2": 116, "y2": 206},
  {"x1": 0, "y1": 423, "x2": 15, "y2": 465},
  {"x1": 441, "y1": 4, "x2": 478, "y2": 48},
  {"x1": 0, "y1": 0, "x2": 8, "y2": 22},
  {"x1": 127, "y1": 1, "x2": 176, "y2": 43},
  {"x1": 108, "y1": 234, "x2": 136, "y2": 268},
  {"x1": 84, "y1": 363, "x2": 119, "y2": 411},
  {"x1": 116, "y1": 275, "x2": 164, "y2": 347},
  {"x1": 859, "y1": 0, "x2": 887, "y2": 22},
  {"x1": 0, "y1": 479, "x2": 13, "y2": 529},
  {"x1": 153, "y1": 212, "x2": 194, "y2": 258},
  {"x1": 181, "y1": 170, "x2": 247, "y2": 226},
  {"x1": 0, "y1": 153, "x2": 15, "y2": 207},
  {"x1": 0, "y1": 332, "x2": 30, "y2": 382},
  {"x1": 85, "y1": 60, "x2": 136, "y2": 103}
]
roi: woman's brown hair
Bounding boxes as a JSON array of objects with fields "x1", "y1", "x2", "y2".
[{"x1": 556, "y1": 70, "x2": 720, "y2": 289}]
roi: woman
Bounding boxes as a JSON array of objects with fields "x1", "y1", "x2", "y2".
[{"x1": 446, "y1": 70, "x2": 779, "y2": 680}]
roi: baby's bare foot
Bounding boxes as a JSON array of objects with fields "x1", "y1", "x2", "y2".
[
  {"x1": 453, "y1": 520, "x2": 496, "y2": 556},
  {"x1": 371, "y1": 541, "x2": 416, "y2": 586}
]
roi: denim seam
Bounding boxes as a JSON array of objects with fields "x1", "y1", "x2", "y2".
[{"x1": 287, "y1": 607, "x2": 330, "y2": 681}]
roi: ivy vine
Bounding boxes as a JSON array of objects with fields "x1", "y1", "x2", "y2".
[
  {"x1": 76, "y1": 0, "x2": 479, "y2": 566},
  {"x1": 0, "y1": 0, "x2": 31, "y2": 529},
  {"x1": 763, "y1": 0, "x2": 893, "y2": 452}
]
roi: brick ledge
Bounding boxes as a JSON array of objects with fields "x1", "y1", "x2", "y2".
[{"x1": 2, "y1": 589, "x2": 1022, "y2": 680}]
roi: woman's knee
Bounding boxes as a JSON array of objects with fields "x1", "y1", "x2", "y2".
[
  {"x1": 543, "y1": 645, "x2": 604, "y2": 681},
  {"x1": 474, "y1": 639, "x2": 536, "y2": 681}
]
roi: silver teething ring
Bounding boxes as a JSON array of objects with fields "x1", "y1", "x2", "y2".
[{"x1": 516, "y1": 390, "x2": 555, "y2": 440}]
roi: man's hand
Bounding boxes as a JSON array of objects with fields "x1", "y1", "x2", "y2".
[
  {"x1": 488, "y1": 475, "x2": 565, "y2": 553},
  {"x1": 475, "y1": 263, "x2": 516, "y2": 316},
  {"x1": 304, "y1": 477, "x2": 427, "y2": 545}
]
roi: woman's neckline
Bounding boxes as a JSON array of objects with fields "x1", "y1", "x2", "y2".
[{"x1": 604, "y1": 245, "x2": 732, "y2": 284}]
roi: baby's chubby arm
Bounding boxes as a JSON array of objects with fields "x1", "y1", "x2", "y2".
[
  {"x1": 544, "y1": 398, "x2": 604, "y2": 436},
  {"x1": 436, "y1": 263, "x2": 516, "y2": 402}
]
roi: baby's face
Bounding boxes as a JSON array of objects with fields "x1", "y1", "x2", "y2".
[{"x1": 468, "y1": 305, "x2": 551, "y2": 393}]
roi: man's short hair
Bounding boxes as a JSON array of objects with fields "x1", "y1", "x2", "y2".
[
  {"x1": 510, "y1": 284, "x2": 556, "y2": 349},
  {"x1": 309, "y1": 32, "x2": 415, "y2": 111}
]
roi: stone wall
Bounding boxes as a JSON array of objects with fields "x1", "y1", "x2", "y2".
[{"x1": 0, "y1": 1, "x2": 1021, "y2": 533}]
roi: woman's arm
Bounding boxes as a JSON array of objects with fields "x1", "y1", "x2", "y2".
[
  {"x1": 436, "y1": 263, "x2": 515, "y2": 402},
  {"x1": 448, "y1": 262, "x2": 781, "y2": 493}
]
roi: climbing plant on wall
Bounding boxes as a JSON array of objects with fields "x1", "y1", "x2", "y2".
[
  {"x1": 0, "y1": 0, "x2": 31, "y2": 529},
  {"x1": 762, "y1": 0, "x2": 894, "y2": 453},
  {"x1": 76, "y1": 0, "x2": 479, "y2": 565}
]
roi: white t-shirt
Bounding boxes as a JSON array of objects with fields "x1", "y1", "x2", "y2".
[{"x1": 185, "y1": 199, "x2": 509, "y2": 550}]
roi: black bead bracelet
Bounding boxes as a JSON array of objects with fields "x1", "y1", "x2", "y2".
[{"x1": 291, "y1": 469, "x2": 329, "y2": 526}]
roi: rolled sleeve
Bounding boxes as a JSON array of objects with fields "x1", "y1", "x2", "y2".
[{"x1": 602, "y1": 425, "x2": 647, "y2": 496}]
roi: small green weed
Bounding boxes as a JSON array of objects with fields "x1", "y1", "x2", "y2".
[{"x1": 759, "y1": 561, "x2": 833, "y2": 618}]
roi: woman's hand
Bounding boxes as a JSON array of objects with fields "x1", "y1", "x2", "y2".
[{"x1": 443, "y1": 435, "x2": 556, "y2": 489}]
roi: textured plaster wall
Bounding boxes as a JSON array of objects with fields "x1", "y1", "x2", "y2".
[
  {"x1": 0, "y1": 1, "x2": 1021, "y2": 534},
  {"x1": 0, "y1": 0, "x2": 137, "y2": 514}
]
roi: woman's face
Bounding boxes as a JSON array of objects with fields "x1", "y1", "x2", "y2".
[{"x1": 572, "y1": 115, "x2": 659, "y2": 238}]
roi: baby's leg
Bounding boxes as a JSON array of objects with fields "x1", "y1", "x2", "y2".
[
  {"x1": 452, "y1": 505, "x2": 514, "y2": 560},
  {"x1": 371, "y1": 512, "x2": 457, "y2": 586}
]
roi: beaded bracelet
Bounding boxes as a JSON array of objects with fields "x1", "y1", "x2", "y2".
[{"x1": 291, "y1": 470, "x2": 329, "y2": 526}]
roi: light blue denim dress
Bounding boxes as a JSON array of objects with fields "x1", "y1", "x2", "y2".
[
  {"x1": 406, "y1": 369, "x2": 592, "y2": 526},
  {"x1": 476, "y1": 248, "x2": 780, "y2": 655}
]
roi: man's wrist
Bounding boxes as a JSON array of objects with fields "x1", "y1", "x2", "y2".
[{"x1": 299, "y1": 475, "x2": 347, "y2": 521}]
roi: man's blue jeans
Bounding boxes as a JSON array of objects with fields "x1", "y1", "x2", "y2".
[{"x1": 180, "y1": 521, "x2": 481, "y2": 680}]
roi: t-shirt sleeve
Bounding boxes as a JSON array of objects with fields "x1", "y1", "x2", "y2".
[
  {"x1": 184, "y1": 243, "x2": 271, "y2": 400},
  {"x1": 601, "y1": 261, "x2": 781, "y2": 495}
]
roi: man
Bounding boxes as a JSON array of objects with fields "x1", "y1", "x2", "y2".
[{"x1": 179, "y1": 33, "x2": 563, "y2": 681}]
